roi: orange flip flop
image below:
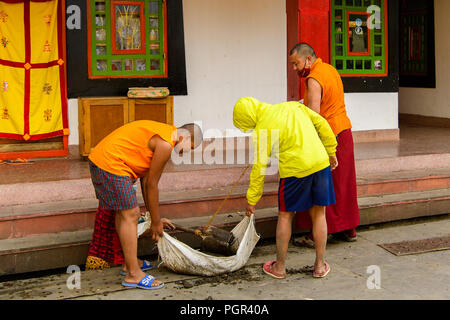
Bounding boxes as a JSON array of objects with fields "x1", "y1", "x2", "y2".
[
  {"x1": 313, "y1": 261, "x2": 331, "y2": 278},
  {"x1": 263, "y1": 261, "x2": 286, "y2": 279}
]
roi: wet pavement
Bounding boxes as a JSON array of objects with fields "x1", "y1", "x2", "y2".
[{"x1": 0, "y1": 214, "x2": 449, "y2": 301}]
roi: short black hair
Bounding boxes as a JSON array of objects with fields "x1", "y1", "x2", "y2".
[{"x1": 289, "y1": 43, "x2": 316, "y2": 58}]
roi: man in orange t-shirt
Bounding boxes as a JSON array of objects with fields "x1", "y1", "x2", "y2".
[
  {"x1": 87, "y1": 120, "x2": 203, "y2": 290},
  {"x1": 289, "y1": 43, "x2": 360, "y2": 246}
]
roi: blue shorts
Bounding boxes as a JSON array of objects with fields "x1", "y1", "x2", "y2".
[{"x1": 278, "y1": 166, "x2": 336, "y2": 212}]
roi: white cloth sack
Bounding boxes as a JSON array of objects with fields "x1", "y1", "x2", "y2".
[{"x1": 155, "y1": 215, "x2": 260, "y2": 276}]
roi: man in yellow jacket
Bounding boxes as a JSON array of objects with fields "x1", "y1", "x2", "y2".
[{"x1": 233, "y1": 97, "x2": 337, "y2": 279}]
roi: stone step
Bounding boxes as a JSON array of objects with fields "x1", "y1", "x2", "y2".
[
  {"x1": 0, "y1": 183, "x2": 278, "y2": 239},
  {"x1": 1, "y1": 187, "x2": 449, "y2": 276},
  {"x1": 1, "y1": 169, "x2": 450, "y2": 239}
]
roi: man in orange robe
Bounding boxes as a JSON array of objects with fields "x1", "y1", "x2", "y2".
[{"x1": 289, "y1": 43, "x2": 360, "y2": 246}]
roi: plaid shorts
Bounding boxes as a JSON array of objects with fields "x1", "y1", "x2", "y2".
[{"x1": 89, "y1": 160, "x2": 138, "y2": 211}]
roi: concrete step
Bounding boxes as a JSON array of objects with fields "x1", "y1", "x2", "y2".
[
  {"x1": 357, "y1": 168, "x2": 450, "y2": 197},
  {"x1": 1, "y1": 169, "x2": 450, "y2": 239},
  {"x1": 1, "y1": 187, "x2": 449, "y2": 276},
  {"x1": 0, "y1": 183, "x2": 279, "y2": 239}
]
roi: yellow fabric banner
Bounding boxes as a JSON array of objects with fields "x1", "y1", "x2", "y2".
[{"x1": 0, "y1": 0, "x2": 67, "y2": 141}]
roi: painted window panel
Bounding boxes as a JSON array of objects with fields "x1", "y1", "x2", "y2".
[
  {"x1": 88, "y1": 0, "x2": 167, "y2": 78},
  {"x1": 330, "y1": 0, "x2": 388, "y2": 76}
]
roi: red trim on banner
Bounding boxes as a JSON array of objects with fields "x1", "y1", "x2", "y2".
[
  {"x1": 23, "y1": 0, "x2": 30, "y2": 136},
  {"x1": 58, "y1": 0, "x2": 69, "y2": 130},
  {"x1": 0, "y1": 130, "x2": 64, "y2": 140}
]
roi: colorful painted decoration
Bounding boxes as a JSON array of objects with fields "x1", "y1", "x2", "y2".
[
  {"x1": 1, "y1": 37, "x2": 8, "y2": 48},
  {"x1": 1, "y1": 80, "x2": 8, "y2": 92},
  {"x1": 44, "y1": 108, "x2": 52, "y2": 122},
  {"x1": 43, "y1": 83, "x2": 52, "y2": 94},
  {"x1": 1, "y1": 106, "x2": 9, "y2": 120}
]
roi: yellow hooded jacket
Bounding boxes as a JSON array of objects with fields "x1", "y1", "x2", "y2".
[{"x1": 233, "y1": 97, "x2": 338, "y2": 205}]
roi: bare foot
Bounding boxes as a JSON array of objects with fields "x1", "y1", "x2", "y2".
[
  {"x1": 121, "y1": 258, "x2": 144, "y2": 274},
  {"x1": 271, "y1": 261, "x2": 287, "y2": 278}
]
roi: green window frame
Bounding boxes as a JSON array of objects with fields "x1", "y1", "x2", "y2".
[
  {"x1": 331, "y1": 0, "x2": 387, "y2": 76},
  {"x1": 88, "y1": 0, "x2": 167, "y2": 79}
]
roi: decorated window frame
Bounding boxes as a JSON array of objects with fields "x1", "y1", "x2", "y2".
[
  {"x1": 87, "y1": 0, "x2": 167, "y2": 79},
  {"x1": 400, "y1": 11, "x2": 427, "y2": 76},
  {"x1": 330, "y1": 0, "x2": 388, "y2": 77}
]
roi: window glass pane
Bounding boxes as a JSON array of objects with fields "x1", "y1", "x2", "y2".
[
  {"x1": 115, "y1": 5, "x2": 142, "y2": 50},
  {"x1": 149, "y1": 17, "x2": 159, "y2": 28},
  {"x1": 111, "y1": 60, "x2": 121, "y2": 71},
  {"x1": 346, "y1": 0, "x2": 353, "y2": 6},
  {"x1": 374, "y1": 60, "x2": 382, "y2": 70},
  {"x1": 364, "y1": 60, "x2": 371, "y2": 69},
  {"x1": 335, "y1": 10, "x2": 342, "y2": 20},
  {"x1": 348, "y1": 13, "x2": 369, "y2": 53},
  {"x1": 336, "y1": 46, "x2": 343, "y2": 56},
  {"x1": 96, "y1": 29, "x2": 106, "y2": 41},
  {"x1": 96, "y1": 45, "x2": 106, "y2": 55},
  {"x1": 95, "y1": 15, "x2": 106, "y2": 27},
  {"x1": 124, "y1": 59, "x2": 133, "y2": 70},
  {"x1": 150, "y1": 43, "x2": 160, "y2": 55},
  {"x1": 355, "y1": 0, "x2": 362, "y2": 7},
  {"x1": 136, "y1": 59, "x2": 146, "y2": 71},
  {"x1": 96, "y1": 59, "x2": 107, "y2": 71},
  {"x1": 335, "y1": 0, "x2": 342, "y2": 6},
  {"x1": 335, "y1": 33, "x2": 342, "y2": 44},
  {"x1": 374, "y1": 46, "x2": 382, "y2": 56},
  {"x1": 149, "y1": 1, "x2": 159, "y2": 14},
  {"x1": 346, "y1": 60, "x2": 354, "y2": 69},
  {"x1": 355, "y1": 60, "x2": 363, "y2": 69},
  {"x1": 336, "y1": 60, "x2": 343, "y2": 70},
  {"x1": 95, "y1": 1, "x2": 106, "y2": 12},
  {"x1": 150, "y1": 59, "x2": 160, "y2": 70},
  {"x1": 375, "y1": 34, "x2": 382, "y2": 45},
  {"x1": 149, "y1": 29, "x2": 159, "y2": 41}
]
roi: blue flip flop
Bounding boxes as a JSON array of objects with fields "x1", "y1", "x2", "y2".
[
  {"x1": 120, "y1": 260, "x2": 153, "y2": 276},
  {"x1": 122, "y1": 275, "x2": 164, "y2": 290}
]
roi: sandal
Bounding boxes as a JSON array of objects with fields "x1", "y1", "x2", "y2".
[
  {"x1": 122, "y1": 274, "x2": 164, "y2": 290},
  {"x1": 313, "y1": 261, "x2": 330, "y2": 278},
  {"x1": 292, "y1": 234, "x2": 315, "y2": 248},
  {"x1": 262, "y1": 261, "x2": 286, "y2": 279}
]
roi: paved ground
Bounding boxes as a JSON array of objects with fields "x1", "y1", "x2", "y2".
[{"x1": 0, "y1": 215, "x2": 449, "y2": 302}]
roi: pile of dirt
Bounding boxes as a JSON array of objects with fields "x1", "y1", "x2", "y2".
[{"x1": 176, "y1": 267, "x2": 263, "y2": 289}]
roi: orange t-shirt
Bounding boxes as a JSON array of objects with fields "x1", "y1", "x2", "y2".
[
  {"x1": 304, "y1": 58, "x2": 352, "y2": 135},
  {"x1": 88, "y1": 120, "x2": 177, "y2": 179}
]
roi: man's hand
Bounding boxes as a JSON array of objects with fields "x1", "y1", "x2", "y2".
[
  {"x1": 329, "y1": 155, "x2": 338, "y2": 171},
  {"x1": 161, "y1": 218, "x2": 175, "y2": 230},
  {"x1": 246, "y1": 204, "x2": 256, "y2": 217},
  {"x1": 150, "y1": 220, "x2": 164, "y2": 242}
]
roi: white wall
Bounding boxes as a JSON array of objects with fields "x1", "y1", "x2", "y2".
[
  {"x1": 174, "y1": 0, "x2": 287, "y2": 138},
  {"x1": 345, "y1": 92, "x2": 399, "y2": 131},
  {"x1": 398, "y1": 0, "x2": 450, "y2": 118}
]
